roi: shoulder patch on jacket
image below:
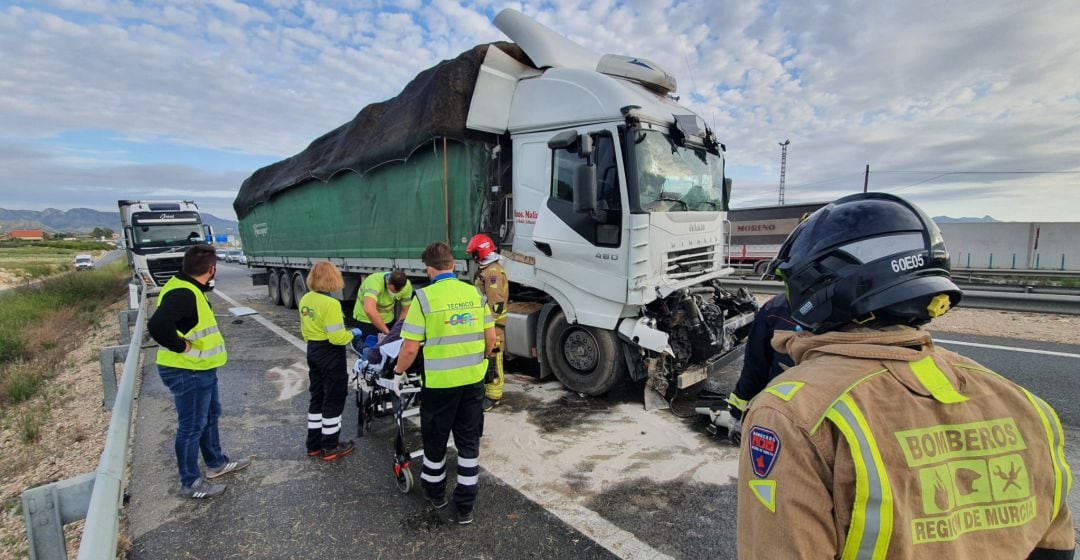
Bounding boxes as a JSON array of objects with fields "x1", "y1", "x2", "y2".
[{"x1": 748, "y1": 425, "x2": 781, "y2": 478}]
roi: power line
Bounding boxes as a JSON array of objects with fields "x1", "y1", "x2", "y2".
[{"x1": 885, "y1": 170, "x2": 1080, "y2": 193}]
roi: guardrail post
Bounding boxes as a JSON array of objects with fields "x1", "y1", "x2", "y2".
[
  {"x1": 1062, "y1": 253, "x2": 1066, "y2": 271},
  {"x1": 117, "y1": 310, "x2": 137, "y2": 346},
  {"x1": 1011, "y1": 253, "x2": 1016, "y2": 269},
  {"x1": 98, "y1": 346, "x2": 125, "y2": 410},
  {"x1": 966, "y1": 253, "x2": 971, "y2": 268},
  {"x1": 1036, "y1": 253, "x2": 1041, "y2": 269},
  {"x1": 988, "y1": 253, "x2": 993, "y2": 269},
  {"x1": 21, "y1": 473, "x2": 96, "y2": 560}
]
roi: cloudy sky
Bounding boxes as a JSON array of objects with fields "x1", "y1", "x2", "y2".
[{"x1": 1, "y1": 0, "x2": 1078, "y2": 222}]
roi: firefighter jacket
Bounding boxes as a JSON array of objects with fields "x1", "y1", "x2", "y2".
[
  {"x1": 155, "y1": 275, "x2": 227, "y2": 371},
  {"x1": 737, "y1": 326, "x2": 1073, "y2": 560},
  {"x1": 298, "y1": 291, "x2": 353, "y2": 346},
  {"x1": 474, "y1": 260, "x2": 508, "y2": 325},
  {"x1": 402, "y1": 274, "x2": 494, "y2": 389}
]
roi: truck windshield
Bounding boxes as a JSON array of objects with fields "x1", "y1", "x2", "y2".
[
  {"x1": 633, "y1": 129, "x2": 724, "y2": 212},
  {"x1": 133, "y1": 224, "x2": 203, "y2": 247}
]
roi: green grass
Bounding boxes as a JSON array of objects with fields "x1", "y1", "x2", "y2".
[
  {"x1": 15, "y1": 407, "x2": 46, "y2": 443},
  {"x1": 0, "y1": 240, "x2": 113, "y2": 251},
  {"x1": 0, "y1": 262, "x2": 128, "y2": 406}
]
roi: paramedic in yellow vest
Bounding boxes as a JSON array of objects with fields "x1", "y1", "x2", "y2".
[
  {"x1": 737, "y1": 193, "x2": 1074, "y2": 559},
  {"x1": 353, "y1": 270, "x2": 412, "y2": 344},
  {"x1": 466, "y1": 233, "x2": 508, "y2": 411},
  {"x1": 394, "y1": 242, "x2": 495, "y2": 526},
  {"x1": 148, "y1": 245, "x2": 250, "y2": 500},
  {"x1": 299, "y1": 262, "x2": 357, "y2": 461}
]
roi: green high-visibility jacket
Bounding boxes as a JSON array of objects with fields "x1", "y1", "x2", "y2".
[{"x1": 155, "y1": 276, "x2": 227, "y2": 370}]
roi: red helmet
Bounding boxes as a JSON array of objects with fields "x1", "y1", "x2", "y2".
[{"x1": 466, "y1": 234, "x2": 495, "y2": 261}]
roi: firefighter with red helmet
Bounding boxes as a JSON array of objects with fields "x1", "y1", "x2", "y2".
[{"x1": 466, "y1": 234, "x2": 508, "y2": 411}]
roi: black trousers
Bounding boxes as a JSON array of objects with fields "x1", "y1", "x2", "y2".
[
  {"x1": 306, "y1": 341, "x2": 348, "y2": 451},
  {"x1": 420, "y1": 381, "x2": 484, "y2": 514}
]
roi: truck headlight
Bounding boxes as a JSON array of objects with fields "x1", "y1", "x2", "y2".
[{"x1": 140, "y1": 271, "x2": 154, "y2": 285}]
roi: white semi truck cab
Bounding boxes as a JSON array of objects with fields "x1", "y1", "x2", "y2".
[
  {"x1": 118, "y1": 200, "x2": 214, "y2": 294},
  {"x1": 472, "y1": 10, "x2": 759, "y2": 399}
]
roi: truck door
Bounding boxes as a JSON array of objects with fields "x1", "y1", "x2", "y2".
[{"x1": 512, "y1": 128, "x2": 629, "y2": 326}]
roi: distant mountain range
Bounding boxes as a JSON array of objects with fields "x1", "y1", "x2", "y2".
[
  {"x1": 932, "y1": 215, "x2": 999, "y2": 223},
  {"x1": 0, "y1": 207, "x2": 238, "y2": 234}
]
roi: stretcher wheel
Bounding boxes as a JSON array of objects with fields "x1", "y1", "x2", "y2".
[{"x1": 396, "y1": 466, "x2": 413, "y2": 494}]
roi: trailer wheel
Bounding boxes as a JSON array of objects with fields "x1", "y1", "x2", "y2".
[
  {"x1": 543, "y1": 311, "x2": 625, "y2": 396},
  {"x1": 280, "y1": 270, "x2": 296, "y2": 309},
  {"x1": 292, "y1": 272, "x2": 307, "y2": 306},
  {"x1": 268, "y1": 269, "x2": 282, "y2": 305},
  {"x1": 753, "y1": 260, "x2": 769, "y2": 276}
]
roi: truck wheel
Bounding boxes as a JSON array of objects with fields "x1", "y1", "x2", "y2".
[
  {"x1": 543, "y1": 311, "x2": 625, "y2": 396},
  {"x1": 753, "y1": 260, "x2": 769, "y2": 276},
  {"x1": 292, "y1": 272, "x2": 307, "y2": 306},
  {"x1": 268, "y1": 269, "x2": 282, "y2": 305},
  {"x1": 280, "y1": 270, "x2": 296, "y2": 309}
]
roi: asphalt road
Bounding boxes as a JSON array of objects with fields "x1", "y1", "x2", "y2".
[{"x1": 124, "y1": 265, "x2": 1079, "y2": 559}]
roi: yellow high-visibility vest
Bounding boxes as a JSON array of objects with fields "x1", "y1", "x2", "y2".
[
  {"x1": 402, "y1": 276, "x2": 493, "y2": 389},
  {"x1": 156, "y1": 276, "x2": 227, "y2": 371}
]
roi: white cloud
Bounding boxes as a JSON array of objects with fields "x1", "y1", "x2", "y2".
[{"x1": 0, "y1": 0, "x2": 1077, "y2": 221}]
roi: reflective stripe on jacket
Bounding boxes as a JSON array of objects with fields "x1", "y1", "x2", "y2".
[
  {"x1": 737, "y1": 326, "x2": 1074, "y2": 560},
  {"x1": 155, "y1": 276, "x2": 227, "y2": 370},
  {"x1": 401, "y1": 278, "x2": 493, "y2": 389},
  {"x1": 299, "y1": 291, "x2": 353, "y2": 346}
]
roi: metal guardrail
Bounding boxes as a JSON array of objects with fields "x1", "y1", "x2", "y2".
[
  {"x1": 21, "y1": 290, "x2": 147, "y2": 560},
  {"x1": 717, "y1": 279, "x2": 1080, "y2": 316}
]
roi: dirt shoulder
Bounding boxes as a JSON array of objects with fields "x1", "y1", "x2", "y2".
[{"x1": 0, "y1": 298, "x2": 127, "y2": 557}]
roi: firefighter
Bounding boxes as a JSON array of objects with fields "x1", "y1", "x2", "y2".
[
  {"x1": 723, "y1": 294, "x2": 797, "y2": 443},
  {"x1": 394, "y1": 242, "x2": 496, "y2": 526},
  {"x1": 737, "y1": 193, "x2": 1073, "y2": 559},
  {"x1": 466, "y1": 233, "x2": 508, "y2": 411},
  {"x1": 298, "y1": 262, "x2": 357, "y2": 461}
]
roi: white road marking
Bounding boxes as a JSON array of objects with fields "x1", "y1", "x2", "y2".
[
  {"x1": 213, "y1": 289, "x2": 306, "y2": 352},
  {"x1": 936, "y1": 338, "x2": 1080, "y2": 359},
  {"x1": 215, "y1": 286, "x2": 670, "y2": 560}
]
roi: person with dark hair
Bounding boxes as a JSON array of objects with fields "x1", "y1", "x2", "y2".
[
  {"x1": 394, "y1": 242, "x2": 495, "y2": 525},
  {"x1": 299, "y1": 262, "x2": 357, "y2": 461},
  {"x1": 737, "y1": 193, "x2": 1073, "y2": 559},
  {"x1": 148, "y1": 244, "x2": 250, "y2": 499},
  {"x1": 352, "y1": 269, "x2": 413, "y2": 346}
]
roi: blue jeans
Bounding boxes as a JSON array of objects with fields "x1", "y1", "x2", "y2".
[{"x1": 158, "y1": 365, "x2": 227, "y2": 487}]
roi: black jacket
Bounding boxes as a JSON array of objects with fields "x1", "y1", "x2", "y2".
[
  {"x1": 148, "y1": 273, "x2": 212, "y2": 354},
  {"x1": 733, "y1": 295, "x2": 797, "y2": 410}
]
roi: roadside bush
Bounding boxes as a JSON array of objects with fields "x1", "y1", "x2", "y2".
[
  {"x1": 0, "y1": 240, "x2": 113, "y2": 251},
  {"x1": 0, "y1": 262, "x2": 127, "y2": 406}
]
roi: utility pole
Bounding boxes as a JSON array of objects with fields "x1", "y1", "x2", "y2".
[
  {"x1": 778, "y1": 139, "x2": 791, "y2": 205},
  {"x1": 863, "y1": 164, "x2": 870, "y2": 193}
]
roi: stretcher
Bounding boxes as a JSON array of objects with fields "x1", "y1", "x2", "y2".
[{"x1": 352, "y1": 339, "x2": 424, "y2": 493}]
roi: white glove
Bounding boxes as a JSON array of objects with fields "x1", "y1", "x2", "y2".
[
  {"x1": 388, "y1": 374, "x2": 402, "y2": 396},
  {"x1": 377, "y1": 333, "x2": 387, "y2": 343},
  {"x1": 727, "y1": 414, "x2": 743, "y2": 445}
]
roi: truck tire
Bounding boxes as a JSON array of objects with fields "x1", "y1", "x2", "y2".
[
  {"x1": 753, "y1": 260, "x2": 769, "y2": 276},
  {"x1": 292, "y1": 272, "x2": 307, "y2": 306},
  {"x1": 543, "y1": 311, "x2": 625, "y2": 396},
  {"x1": 280, "y1": 270, "x2": 296, "y2": 309},
  {"x1": 268, "y1": 269, "x2": 282, "y2": 305}
]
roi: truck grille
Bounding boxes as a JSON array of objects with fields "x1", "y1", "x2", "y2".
[
  {"x1": 148, "y1": 256, "x2": 183, "y2": 286},
  {"x1": 666, "y1": 246, "x2": 716, "y2": 279}
]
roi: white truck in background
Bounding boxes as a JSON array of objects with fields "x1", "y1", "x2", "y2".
[{"x1": 118, "y1": 200, "x2": 214, "y2": 294}]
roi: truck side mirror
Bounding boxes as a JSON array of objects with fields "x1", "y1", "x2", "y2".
[
  {"x1": 722, "y1": 178, "x2": 732, "y2": 211},
  {"x1": 548, "y1": 130, "x2": 578, "y2": 150},
  {"x1": 204, "y1": 224, "x2": 215, "y2": 244},
  {"x1": 574, "y1": 163, "x2": 597, "y2": 214}
]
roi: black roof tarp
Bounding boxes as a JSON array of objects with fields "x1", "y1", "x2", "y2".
[{"x1": 233, "y1": 42, "x2": 531, "y2": 219}]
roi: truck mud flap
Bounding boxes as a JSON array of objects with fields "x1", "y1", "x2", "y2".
[{"x1": 251, "y1": 271, "x2": 269, "y2": 286}]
